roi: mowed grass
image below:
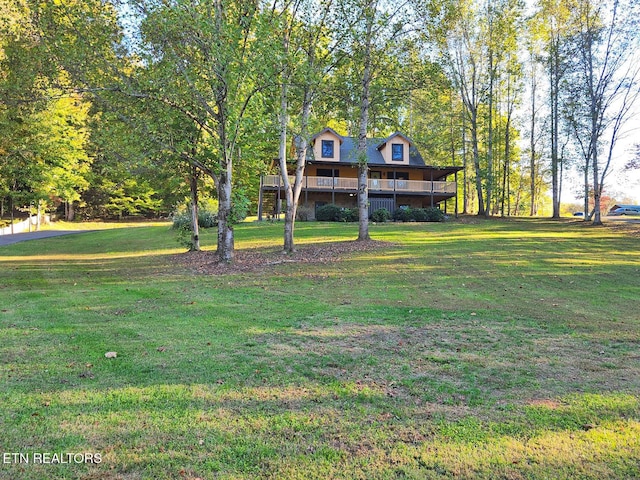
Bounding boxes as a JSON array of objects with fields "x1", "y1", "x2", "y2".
[{"x1": 0, "y1": 218, "x2": 638, "y2": 479}]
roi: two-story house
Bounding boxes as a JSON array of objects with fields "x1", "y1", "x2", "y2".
[{"x1": 259, "y1": 127, "x2": 462, "y2": 219}]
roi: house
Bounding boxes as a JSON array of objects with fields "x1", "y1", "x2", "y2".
[{"x1": 258, "y1": 127, "x2": 462, "y2": 220}]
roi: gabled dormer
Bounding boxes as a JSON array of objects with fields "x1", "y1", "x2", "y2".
[
  {"x1": 311, "y1": 127, "x2": 343, "y2": 162},
  {"x1": 377, "y1": 132, "x2": 412, "y2": 165}
]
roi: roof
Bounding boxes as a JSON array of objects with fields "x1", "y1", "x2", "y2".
[
  {"x1": 311, "y1": 127, "x2": 344, "y2": 144},
  {"x1": 610, "y1": 204, "x2": 640, "y2": 209},
  {"x1": 311, "y1": 133, "x2": 425, "y2": 167},
  {"x1": 309, "y1": 131, "x2": 463, "y2": 179}
]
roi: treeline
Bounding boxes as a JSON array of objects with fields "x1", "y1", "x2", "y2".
[{"x1": 1, "y1": 0, "x2": 638, "y2": 258}]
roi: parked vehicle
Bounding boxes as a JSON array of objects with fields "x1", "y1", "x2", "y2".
[{"x1": 608, "y1": 207, "x2": 640, "y2": 216}]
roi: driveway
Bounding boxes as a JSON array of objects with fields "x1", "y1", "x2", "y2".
[
  {"x1": 0, "y1": 230, "x2": 94, "y2": 247},
  {"x1": 605, "y1": 216, "x2": 640, "y2": 224}
]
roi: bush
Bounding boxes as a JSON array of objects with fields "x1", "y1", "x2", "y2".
[
  {"x1": 198, "y1": 210, "x2": 218, "y2": 228},
  {"x1": 392, "y1": 206, "x2": 445, "y2": 222},
  {"x1": 393, "y1": 207, "x2": 413, "y2": 222},
  {"x1": 371, "y1": 208, "x2": 391, "y2": 223},
  {"x1": 171, "y1": 207, "x2": 218, "y2": 230},
  {"x1": 411, "y1": 208, "x2": 428, "y2": 222},
  {"x1": 296, "y1": 205, "x2": 314, "y2": 221},
  {"x1": 315, "y1": 204, "x2": 358, "y2": 222},
  {"x1": 316, "y1": 204, "x2": 342, "y2": 221},
  {"x1": 424, "y1": 206, "x2": 445, "y2": 222},
  {"x1": 340, "y1": 208, "x2": 359, "y2": 222}
]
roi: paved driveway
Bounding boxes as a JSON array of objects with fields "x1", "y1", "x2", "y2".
[
  {"x1": 605, "y1": 216, "x2": 640, "y2": 224},
  {"x1": 0, "y1": 230, "x2": 93, "y2": 247}
]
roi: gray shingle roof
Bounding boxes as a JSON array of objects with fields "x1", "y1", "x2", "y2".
[{"x1": 310, "y1": 132, "x2": 426, "y2": 167}]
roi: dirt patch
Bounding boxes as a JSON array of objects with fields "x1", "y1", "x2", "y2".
[{"x1": 176, "y1": 239, "x2": 394, "y2": 275}]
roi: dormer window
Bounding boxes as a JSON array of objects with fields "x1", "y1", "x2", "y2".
[
  {"x1": 321, "y1": 140, "x2": 335, "y2": 158},
  {"x1": 391, "y1": 143, "x2": 404, "y2": 161}
]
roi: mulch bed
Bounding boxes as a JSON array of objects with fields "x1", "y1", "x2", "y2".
[{"x1": 177, "y1": 239, "x2": 394, "y2": 275}]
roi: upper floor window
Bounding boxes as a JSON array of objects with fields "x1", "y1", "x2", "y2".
[
  {"x1": 321, "y1": 140, "x2": 335, "y2": 158},
  {"x1": 391, "y1": 143, "x2": 404, "y2": 161}
]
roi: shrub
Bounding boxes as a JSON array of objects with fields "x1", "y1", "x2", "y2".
[
  {"x1": 391, "y1": 206, "x2": 445, "y2": 222},
  {"x1": 340, "y1": 208, "x2": 359, "y2": 222},
  {"x1": 393, "y1": 207, "x2": 413, "y2": 222},
  {"x1": 411, "y1": 208, "x2": 428, "y2": 222},
  {"x1": 171, "y1": 207, "x2": 218, "y2": 230},
  {"x1": 316, "y1": 204, "x2": 342, "y2": 221},
  {"x1": 371, "y1": 208, "x2": 391, "y2": 223},
  {"x1": 296, "y1": 205, "x2": 314, "y2": 221},
  {"x1": 315, "y1": 204, "x2": 358, "y2": 222},
  {"x1": 424, "y1": 206, "x2": 445, "y2": 222}
]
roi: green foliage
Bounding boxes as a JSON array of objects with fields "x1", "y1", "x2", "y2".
[
  {"x1": 171, "y1": 202, "x2": 218, "y2": 251},
  {"x1": 393, "y1": 206, "x2": 445, "y2": 222},
  {"x1": 171, "y1": 207, "x2": 218, "y2": 230},
  {"x1": 371, "y1": 207, "x2": 392, "y2": 222},
  {"x1": 296, "y1": 205, "x2": 314, "y2": 221},
  {"x1": 315, "y1": 204, "x2": 342, "y2": 221},
  {"x1": 315, "y1": 204, "x2": 358, "y2": 222},
  {"x1": 393, "y1": 206, "x2": 413, "y2": 222},
  {"x1": 229, "y1": 188, "x2": 250, "y2": 225}
]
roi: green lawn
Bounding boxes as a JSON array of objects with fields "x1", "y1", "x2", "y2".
[{"x1": 1, "y1": 218, "x2": 638, "y2": 479}]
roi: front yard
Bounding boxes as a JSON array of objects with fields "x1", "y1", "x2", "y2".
[{"x1": 0, "y1": 218, "x2": 638, "y2": 479}]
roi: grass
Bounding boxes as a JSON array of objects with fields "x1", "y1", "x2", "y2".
[{"x1": 0, "y1": 218, "x2": 639, "y2": 479}]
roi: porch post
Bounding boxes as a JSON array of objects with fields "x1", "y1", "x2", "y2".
[
  {"x1": 277, "y1": 175, "x2": 281, "y2": 219},
  {"x1": 331, "y1": 168, "x2": 335, "y2": 204},
  {"x1": 258, "y1": 176, "x2": 264, "y2": 221},
  {"x1": 430, "y1": 170, "x2": 434, "y2": 208},
  {"x1": 393, "y1": 168, "x2": 397, "y2": 210},
  {"x1": 455, "y1": 171, "x2": 459, "y2": 218}
]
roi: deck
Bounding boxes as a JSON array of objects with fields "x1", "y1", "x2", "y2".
[{"x1": 261, "y1": 175, "x2": 456, "y2": 195}]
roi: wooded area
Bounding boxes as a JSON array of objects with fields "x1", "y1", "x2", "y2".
[{"x1": 1, "y1": 0, "x2": 639, "y2": 260}]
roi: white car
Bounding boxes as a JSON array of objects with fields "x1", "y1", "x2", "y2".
[{"x1": 609, "y1": 207, "x2": 640, "y2": 216}]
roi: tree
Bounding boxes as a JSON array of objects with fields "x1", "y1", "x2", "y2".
[
  {"x1": 275, "y1": 0, "x2": 334, "y2": 253},
  {"x1": 32, "y1": 0, "x2": 276, "y2": 260},
  {"x1": 564, "y1": 0, "x2": 640, "y2": 225},
  {"x1": 336, "y1": 0, "x2": 413, "y2": 238}
]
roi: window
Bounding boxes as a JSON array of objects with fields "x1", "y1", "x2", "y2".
[
  {"x1": 391, "y1": 143, "x2": 404, "y2": 161},
  {"x1": 317, "y1": 169, "x2": 339, "y2": 177},
  {"x1": 321, "y1": 140, "x2": 335, "y2": 158}
]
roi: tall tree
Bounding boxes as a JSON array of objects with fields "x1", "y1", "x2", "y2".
[
  {"x1": 537, "y1": 0, "x2": 573, "y2": 218},
  {"x1": 564, "y1": 0, "x2": 640, "y2": 225},
  {"x1": 276, "y1": 0, "x2": 334, "y2": 253},
  {"x1": 337, "y1": 0, "x2": 412, "y2": 238}
]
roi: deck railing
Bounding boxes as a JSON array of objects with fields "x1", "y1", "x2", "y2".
[{"x1": 262, "y1": 175, "x2": 456, "y2": 194}]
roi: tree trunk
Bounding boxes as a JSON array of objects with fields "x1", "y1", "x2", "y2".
[
  {"x1": 462, "y1": 115, "x2": 469, "y2": 214},
  {"x1": 217, "y1": 156, "x2": 234, "y2": 262},
  {"x1": 68, "y1": 201, "x2": 75, "y2": 221},
  {"x1": 485, "y1": 53, "x2": 495, "y2": 218},
  {"x1": 529, "y1": 69, "x2": 537, "y2": 216},
  {"x1": 471, "y1": 111, "x2": 485, "y2": 216},
  {"x1": 550, "y1": 38, "x2": 561, "y2": 218},
  {"x1": 189, "y1": 166, "x2": 201, "y2": 251},
  {"x1": 357, "y1": 4, "x2": 374, "y2": 242}
]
